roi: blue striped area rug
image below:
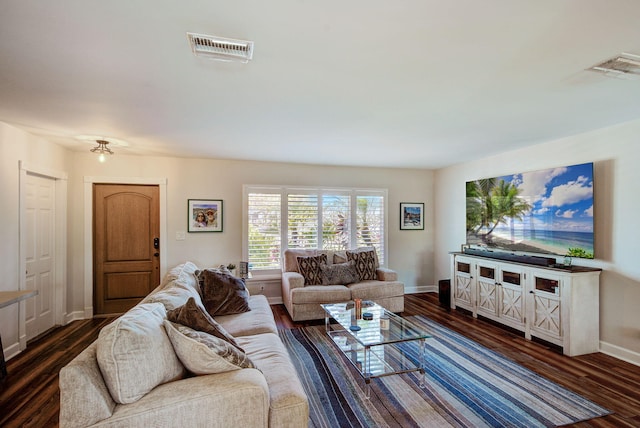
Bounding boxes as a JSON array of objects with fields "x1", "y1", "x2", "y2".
[{"x1": 279, "y1": 315, "x2": 610, "y2": 428}]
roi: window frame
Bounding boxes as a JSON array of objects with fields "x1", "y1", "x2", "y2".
[{"x1": 243, "y1": 185, "x2": 388, "y2": 276}]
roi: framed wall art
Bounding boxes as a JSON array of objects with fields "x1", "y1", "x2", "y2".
[
  {"x1": 188, "y1": 199, "x2": 223, "y2": 232},
  {"x1": 400, "y1": 202, "x2": 424, "y2": 230}
]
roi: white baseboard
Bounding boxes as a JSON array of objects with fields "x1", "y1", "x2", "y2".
[
  {"x1": 66, "y1": 310, "x2": 87, "y2": 323},
  {"x1": 404, "y1": 285, "x2": 437, "y2": 294},
  {"x1": 267, "y1": 296, "x2": 283, "y2": 305},
  {"x1": 600, "y1": 341, "x2": 640, "y2": 367},
  {"x1": 3, "y1": 340, "x2": 22, "y2": 360}
]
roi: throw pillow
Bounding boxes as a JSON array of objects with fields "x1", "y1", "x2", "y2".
[
  {"x1": 197, "y1": 269, "x2": 251, "y2": 316},
  {"x1": 348, "y1": 246, "x2": 380, "y2": 267},
  {"x1": 333, "y1": 251, "x2": 348, "y2": 265},
  {"x1": 320, "y1": 260, "x2": 359, "y2": 285},
  {"x1": 163, "y1": 320, "x2": 256, "y2": 375},
  {"x1": 96, "y1": 303, "x2": 185, "y2": 404},
  {"x1": 346, "y1": 249, "x2": 377, "y2": 281},
  {"x1": 296, "y1": 254, "x2": 327, "y2": 285},
  {"x1": 166, "y1": 297, "x2": 243, "y2": 351}
]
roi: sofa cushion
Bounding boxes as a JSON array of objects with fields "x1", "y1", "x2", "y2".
[
  {"x1": 320, "y1": 260, "x2": 359, "y2": 285},
  {"x1": 164, "y1": 321, "x2": 255, "y2": 375},
  {"x1": 297, "y1": 254, "x2": 327, "y2": 285},
  {"x1": 349, "y1": 280, "x2": 405, "y2": 301},
  {"x1": 290, "y1": 285, "x2": 351, "y2": 304},
  {"x1": 216, "y1": 295, "x2": 278, "y2": 337},
  {"x1": 159, "y1": 261, "x2": 200, "y2": 289},
  {"x1": 96, "y1": 303, "x2": 185, "y2": 404},
  {"x1": 332, "y1": 250, "x2": 348, "y2": 265},
  {"x1": 145, "y1": 280, "x2": 203, "y2": 312},
  {"x1": 346, "y1": 249, "x2": 377, "y2": 281},
  {"x1": 166, "y1": 297, "x2": 243, "y2": 351},
  {"x1": 236, "y1": 333, "x2": 309, "y2": 427},
  {"x1": 198, "y1": 269, "x2": 251, "y2": 316},
  {"x1": 145, "y1": 263, "x2": 203, "y2": 311}
]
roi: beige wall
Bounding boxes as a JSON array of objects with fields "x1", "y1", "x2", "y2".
[
  {"x1": 67, "y1": 154, "x2": 434, "y2": 309},
  {"x1": 67, "y1": 154, "x2": 433, "y2": 321},
  {"x1": 434, "y1": 118, "x2": 640, "y2": 364}
]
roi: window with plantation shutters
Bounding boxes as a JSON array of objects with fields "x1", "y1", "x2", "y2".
[
  {"x1": 244, "y1": 186, "x2": 386, "y2": 273},
  {"x1": 288, "y1": 193, "x2": 318, "y2": 249},
  {"x1": 356, "y1": 194, "x2": 385, "y2": 264},
  {"x1": 247, "y1": 191, "x2": 281, "y2": 270},
  {"x1": 322, "y1": 194, "x2": 351, "y2": 251}
]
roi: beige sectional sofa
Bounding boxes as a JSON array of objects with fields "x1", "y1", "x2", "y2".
[
  {"x1": 59, "y1": 262, "x2": 308, "y2": 428},
  {"x1": 281, "y1": 248, "x2": 404, "y2": 321}
]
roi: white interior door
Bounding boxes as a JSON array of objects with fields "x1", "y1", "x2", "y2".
[{"x1": 24, "y1": 173, "x2": 55, "y2": 340}]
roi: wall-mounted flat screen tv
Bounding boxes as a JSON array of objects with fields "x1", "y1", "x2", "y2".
[{"x1": 466, "y1": 162, "x2": 594, "y2": 259}]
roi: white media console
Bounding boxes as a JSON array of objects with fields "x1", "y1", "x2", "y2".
[{"x1": 450, "y1": 252, "x2": 601, "y2": 356}]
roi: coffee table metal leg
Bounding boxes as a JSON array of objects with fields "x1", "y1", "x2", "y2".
[
  {"x1": 364, "y1": 345, "x2": 370, "y2": 399},
  {"x1": 419, "y1": 338, "x2": 426, "y2": 388}
]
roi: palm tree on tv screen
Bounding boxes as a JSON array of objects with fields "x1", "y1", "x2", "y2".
[{"x1": 467, "y1": 179, "x2": 531, "y2": 244}]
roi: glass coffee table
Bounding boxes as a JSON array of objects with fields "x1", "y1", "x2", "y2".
[{"x1": 321, "y1": 301, "x2": 430, "y2": 397}]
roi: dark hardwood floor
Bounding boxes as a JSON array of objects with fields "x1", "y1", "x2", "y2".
[{"x1": 1, "y1": 293, "x2": 639, "y2": 427}]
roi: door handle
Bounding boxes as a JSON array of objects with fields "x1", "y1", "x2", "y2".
[{"x1": 154, "y1": 252, "x2": 160, "y2": 257}]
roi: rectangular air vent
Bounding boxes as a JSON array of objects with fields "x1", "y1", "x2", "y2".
[
  {"x1": 588, "y1": 53, "x2": 640, "y2": 80},
  {"x1": 187, "y1": 32, "x2": 254, "y2": 63}
]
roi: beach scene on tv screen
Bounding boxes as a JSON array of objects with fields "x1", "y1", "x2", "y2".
[{"x1": 466, "y1": 162, "x2": 594, "y2": 259}]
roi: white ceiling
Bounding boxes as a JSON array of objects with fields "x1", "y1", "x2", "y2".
[{"x1": 1, "y1": 1, "x2": 640, "y2": 169}]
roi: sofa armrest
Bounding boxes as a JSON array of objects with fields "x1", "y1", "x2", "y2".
[
  {"x1": 376, "y1": 267, "x2": 398, "y2": 282},
  {"x1": 59, "y1": 342, "x2": 116, "y2": 428},
  {"x1": 282, "y1": 271, "x2": 305, "y2": 290},
  {"x1": 102, "y1": 369, "x2": 269, "y2": 427}
]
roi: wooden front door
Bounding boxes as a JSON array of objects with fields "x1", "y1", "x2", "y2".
[{"x1": 94, "y1": 184, "x2": 160, "y2": 315}]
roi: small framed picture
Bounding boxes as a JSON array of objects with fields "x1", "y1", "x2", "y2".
[
  {"x1": 400, "y1": 202, "x2": 424, "y2": 230},
  {"x1": 188, "y1": 199, "x2": 223, "y2": 232}
]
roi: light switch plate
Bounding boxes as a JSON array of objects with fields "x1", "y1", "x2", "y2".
[{"x1": 176, "y1": 231, "x2": 186, "y2": 241}]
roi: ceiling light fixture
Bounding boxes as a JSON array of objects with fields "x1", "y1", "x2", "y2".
[
  {"x1": 90, "y1": 140, "x2": 114, "y2": 163},
  {"x1": 186, "y1": 32, "x2": 254, "y2": 63}
]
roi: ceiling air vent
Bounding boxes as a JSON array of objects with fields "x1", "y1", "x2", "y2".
[
  {"x1": 588, "y1": 53, "x2": 640, "y2": 80},
  {"x1": 187, "y1": 32, "x2": 254, "y2": 63}
]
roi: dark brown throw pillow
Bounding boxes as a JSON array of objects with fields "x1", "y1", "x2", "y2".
[
  {"x1": 297, "y1": 254, "x2": 327, "y2": 285},
  {"x1": 346, "y1": 249, "x2": 377, "y2": 281},
  {"x1": 197, "y1": 269, "x2": 251, "y2": 316},
  {"x1": 166, "y1": 297, "x2": 243, "y2": 351}
]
